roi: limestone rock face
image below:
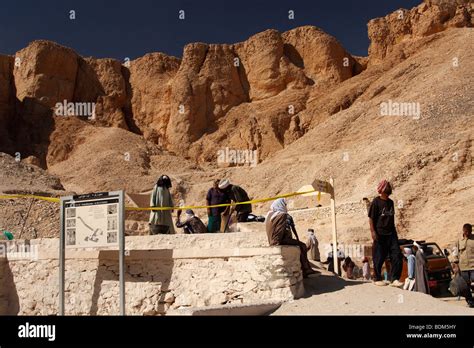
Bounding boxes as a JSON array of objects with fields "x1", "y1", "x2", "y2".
[
  {"x1": 13, "y1": 40, "x2": 78, "y2": 111},
  {"x1": 3, "y1": 25, "x2": 363, "y2": 164},
  {"x1": 234, "y1": 29, "x2": 291, "y2": 101},
  {"x1": 282, "y1": 26, "x2": 361, "y2": 84},
  {"x1": 127, "y1": 52, "x2": 180, "y2": 143},
  {"x1": 74, "y1": 57, "x2": 129, "y2": 128},
  {"x1": 368, "y1": 0, "x2": 473, "y2": 65}
]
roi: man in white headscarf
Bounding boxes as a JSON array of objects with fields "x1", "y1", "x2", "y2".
[
  {"x1": 218, "y1": 179, "x2": 252, "y2": 223},
  {"x1": 265, "y1": 198, "x2": 316, "y2": 278},
  {"x1": 414, "y1": 242, "x2": 430, "y2": 294}
]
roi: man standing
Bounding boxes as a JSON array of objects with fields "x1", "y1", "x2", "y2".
[
  {"x1": 206, "y1": 180, "x2": 230, "y2": 232},
  {"x1": 456, "y1": 223, "x2": 474, "y2": 291},
  {"x1": 402, "y1": 247, "x2": 416, "y2": 291},
  {"x1": 218, "y1": 179, "x2": 252, "y2": 224},
  {"x1": 149, "y1": 175, "x2": 175, "y2": 234},
  {"x1": 368, "y1": 179, "x2": 403, "y2": 287},
  {"x1": 306, "y1": 229, "x2": 321, "y2": 262},
  {"x1": 413, "y1": 241, "x2": 430, "y2": 294}
]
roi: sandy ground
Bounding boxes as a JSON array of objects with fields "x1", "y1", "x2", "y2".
[{"x1": 272, "y1": 265, "x2": 474, "y2": 315}]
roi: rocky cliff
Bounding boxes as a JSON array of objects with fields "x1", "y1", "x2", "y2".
[{"x1": 0, "y1": 0, "x2": 473, "y2": 246}]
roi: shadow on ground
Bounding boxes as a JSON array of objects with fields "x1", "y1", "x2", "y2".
[{"x1": 301, "y1": 275, "x2": 366, "y2": 298}]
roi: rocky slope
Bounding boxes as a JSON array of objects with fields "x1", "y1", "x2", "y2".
[{"x1": 0, "y1": 0, "x2": 473, "y2": 247}]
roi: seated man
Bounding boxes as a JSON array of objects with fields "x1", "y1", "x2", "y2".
[
  {"x1": 265, "y1": 198, "x2": 316, "y2": 278},
  {"x1": 175, "y1": 209, "x2": 207, "y2": 234}
]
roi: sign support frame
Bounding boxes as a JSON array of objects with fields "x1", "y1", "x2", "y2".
[
  {"x1": 59, "y1": 190, "x2": 125, "y2": 316},
  {"x1": 329, "y1": 178, "x2": 339, "y2": 275}
]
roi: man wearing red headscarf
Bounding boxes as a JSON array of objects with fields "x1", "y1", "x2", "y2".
[{"x1": 368, "y1": 179, "x2": 403, "y2": 287}]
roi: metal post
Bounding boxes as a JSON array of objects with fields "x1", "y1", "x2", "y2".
[
  {"x1": 330, "y1": 177, "x2": 339, "y2": 275},
  {"x1": 59, "y1": 197, "x2": 67, "y2": 315},
  {"x1": 119, "y1": 191, "x2": 126, "y2": 315}
]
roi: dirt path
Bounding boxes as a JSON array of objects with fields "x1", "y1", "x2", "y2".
[{"x1": 272, "y1": 269, "x2": 474, "y2": 315}]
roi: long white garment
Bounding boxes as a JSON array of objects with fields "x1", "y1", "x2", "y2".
[{"x1": 149, "y1": 185, "x2": 175, "y2": 234}]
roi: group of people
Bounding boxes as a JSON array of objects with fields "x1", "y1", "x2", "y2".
[
  {"x1": 149, "y1": 175, "x2": 318, "y2": 277},
  {"x1": 148, "y1": 175, "x2": 253, "y2": 234},
  {"x1": 368, "y1": 179, "x2": 474, "y2": 307},
  {"x1": 367, "y1": 179, "x2": 435, "y2": 293},
  {"x1": 148, "y1": 174, "x2": 474, "y2": 306}
]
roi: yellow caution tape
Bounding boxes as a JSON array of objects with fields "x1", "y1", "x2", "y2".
[
  {"x1": 127, "y1": 189, "x2": 318, "y2": 211},
  {"x1": 0, "y1": 189, "x2": 318, "y2": 211},
  {"x1": 0, "y1": 194, "x2": 60, "y2": 203}
]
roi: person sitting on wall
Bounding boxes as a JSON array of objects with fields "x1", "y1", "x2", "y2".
[
  {"x1": 265, "y1": 198, "x2": 316, "y2": 278},
  {"x1": 175, "y1": 209, "x2": 208, "y2": 234}
]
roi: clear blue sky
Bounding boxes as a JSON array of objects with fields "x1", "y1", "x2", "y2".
[{"x1": 0, "y1": 0, "x2": 422, "y2": 60}]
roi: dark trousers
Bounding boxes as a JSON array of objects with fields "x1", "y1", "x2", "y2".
[
  {"x1": 372, "y1": 233, "x2": 402, "y2": 281},
  {"x1": 281, "y1": 238, "x2": 311, "y2": 273},
  {"x1": 461, "y1": 270, "x2": 474, "y2": 287},
  {"x1": 461, "y1": 271, "x2": 474, "y2": 306}
]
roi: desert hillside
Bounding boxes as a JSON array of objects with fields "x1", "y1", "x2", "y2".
[{"x1": 0, "y1": 0, "x2": 473, "y2": 248}]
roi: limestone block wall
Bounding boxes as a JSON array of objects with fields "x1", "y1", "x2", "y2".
[{"x1": 0, "y1": 232, "x2": 304, "y2": 315}]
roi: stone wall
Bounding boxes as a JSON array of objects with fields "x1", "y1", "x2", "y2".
[{"x1": 0, "y1": 232, "x2": 304, "y2": 315}]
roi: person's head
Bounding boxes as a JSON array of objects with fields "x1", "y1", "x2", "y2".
[
  {"x1": 344, "y1": 256, "x2": 352, "y2": 264},
  {"x1": 362, "y1": 256, "x2": 368, "y2": 263},
  {"x1": 463, "y1": 223, "x2": 472, "y2": 238},
  {"x1": 218, "y1": 178, "x2": 231, "y2": 191},
  {"x1": 157, "y1": 175, "x2": 172, "y2": 188},
  {"x1": 413, "y1": 241, "x2": 422, "y2": 253},
  {"x1": 185, "y1": 209, "x2": 195, "y2": 220},
  {"x1": 403, "y1": 247, "x2": 413, "y2": 256},
  {"x1": 377, "y1": 179, "x2": 392, "y2": 197},
  {"x1": 308, "y1": 228, "x2": 315, "y2": 235},
  {"x1": 213, "y1": 179, "x2": 220, "y2": 189},
  {"x1": 270, "y1": 198, "x2": 287, "y2": 214}
]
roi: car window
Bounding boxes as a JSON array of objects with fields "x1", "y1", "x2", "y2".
[{"x1": 424, "y1": 243, "x2": 443, "y2": 258}]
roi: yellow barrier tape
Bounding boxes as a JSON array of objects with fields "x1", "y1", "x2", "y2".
[
  {"x1": 126, "y1": 189, "x2": 318, "y2": 211},
  {"x1": 0, "y1": 189, "x2": 318, "y2": 211},
  {"x1": 0, "y1": 194, "x2": 60, "y2": 203}
]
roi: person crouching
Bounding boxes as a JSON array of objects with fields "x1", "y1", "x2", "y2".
[{"x1": 175, "y1": 209, "x2": 207, "y2": 234}]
